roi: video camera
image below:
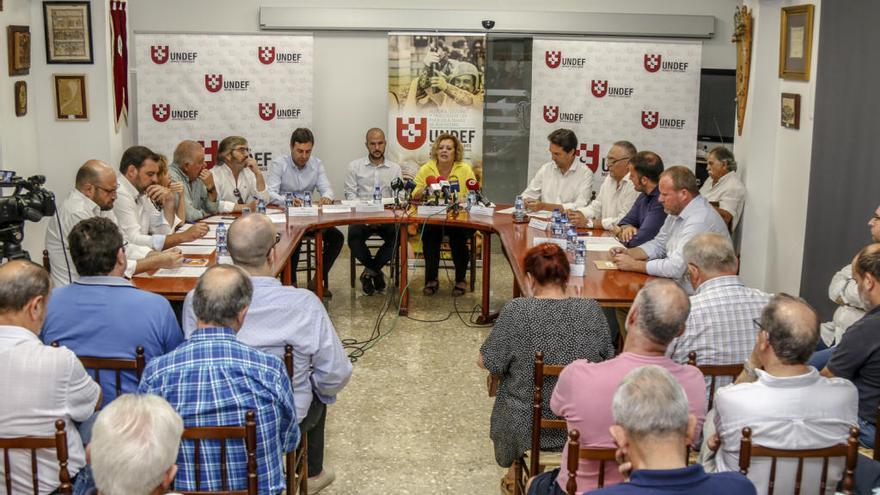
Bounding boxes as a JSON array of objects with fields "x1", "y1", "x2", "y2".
[{"x1": 0, "y1": 171, "x2": 56, "y2": 261}]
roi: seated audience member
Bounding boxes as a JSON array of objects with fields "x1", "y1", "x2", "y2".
[
  {"x1": 699, "y1": 146, "x2": 746, "y2": 231},
  {"x1": 611, "y1": 151, "x2": 667, "y2": 248},
  {"x1": 42, "y1": 217, "x2": 183, "y2": 406},
  {"x1": 145, "y1": 154, "x2": 187, "y2": 236},
  {"x1": 479, "y1": 243, "x2": 615, "y2": 494},
  {"x1": 582, "y1": 366, "x2": 756, "y2": 495},
  {"x1": 139, "y1": 265, "x2": 298, "y2": 494},
  {"x1": 666, "y1": 233, "x2": 771, "y2": 391},
  {"x1": 569, "y1": 141, "x2": 639, "y2": 231},
  {"x1": 823, "y1": 243, "x2": 880, "y2": 448},
  {"x1": 521, "y1": 129, "x2": 593, "y2": 211},
  {"x1": 114, "y1": 145, "x2": 208, "y2": 250},
  {"x1": 0, "y1": 260, "x2": 101, "y2": 494},
  {"x1": 45, "y1": 159, "x2": 182, "y2": 287},
  {"x1": 213, "y1": 135, "x2": 270, "y2": 213},
  {"x1": 709, "y1": 294, "x2": 857, "y2": 494},
  {"x1": 528, "y1": 280, "x2": 707, "y2": 495},
  {"x1": 87, "y1": 394, "x2": 184, "y2": 495},
  {"x1": 267, "y1": 128, "x2": 343, "y2": 297},
  {"x1": 168, "y1": 140, "x2": 219, "y2": 221},
  {"x1": 182, "y1": 213, "x2": 352, "y2": 492},
  {"x1": 412, "y1": 133, "x2": 477, "y2": 296},
  {"x1": 345, "y1": 128, "x2": 402, "y2": 295},
  {"x1": 611, "y1": 166, "x2": 729, "y2": 292}
]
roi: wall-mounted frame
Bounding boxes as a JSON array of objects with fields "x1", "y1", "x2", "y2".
[
  {"x1": 7, "y1": 26, "x2": 31, "y2": 76},
  {"x1": 779, "y1": 4, "x2": 814, "y2": 81},
  {"x1": 43, "y1": 1, "x2": 94, "y2": 64},
  {"x1": 53, "y1": 74, "x2": 88, "y2": 120},
  {"x1": 14, "y1": 81, "x2": 28, "y2": 117},
  {"x1": 781, "y1": 92, "x2": 801, "y2": 129}
]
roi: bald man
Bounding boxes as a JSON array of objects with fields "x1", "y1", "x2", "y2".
[
  {"x1": 167, "y1": 140, "x2": 218, "y2": 221},
  {"x1": 45, "y1": 160, "x2": 181, "y2": 287},
  {"x1": 344, "y1": 128, "x2": 402, "y2": 295}
]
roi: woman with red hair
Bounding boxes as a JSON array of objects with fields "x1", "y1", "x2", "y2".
[{"x1": 478, "y1": 243, "x2": 614, "y2": 494}]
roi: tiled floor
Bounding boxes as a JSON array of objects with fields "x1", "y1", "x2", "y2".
[{"x1": 309, "y1": 252, "x2": 514, "y2": 494}]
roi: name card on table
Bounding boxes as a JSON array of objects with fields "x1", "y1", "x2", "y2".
[
  {"x1": 528, "y1": 218, "x2": 549, "y2": 231},
  {"x1": 570, "y1": 263, "x2": 586, "y2": 277},
  {"x1": 288, "y1": 206, "x2": 319, "y2": 217},
  {"x1": 533, "y1": 237, "x2": 567, "y2": 250},
  {"x1": 469, "y1": 205, "x2": 494, "y2": 217},
  {"x1": 321, "y1": 205, "x2": 352, "y2": 214},
  {"x1": 355, "y1": 203, "x2": 384, "y2": 213},
  {"x1": 417, "y1": 205, "x2": 448, "y2": 216}
]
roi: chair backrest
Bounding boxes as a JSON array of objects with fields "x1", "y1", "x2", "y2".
[
  {"x1": 50, "y1": 342, "x2": 146, "y2": 409},
  {"x1": 529, "y1": 351, "x2": 567, "y2": 476},
  {"x1": 177, "y1": 410, "x2": 258, "y2": 495},
  {"x1": 0, "y1": 419, "x2": 72, "y2": 495},
  {"x1": 283, "y1": 344, "x2": 308, "y2": 495},
  {"x1": 563, "y1": 429, "x2": 617, "y2": 495},
  {"x1": 738, "y1": 426, "x2": 859, "y2": 495},
  {"x1": 687, "y1": 351, "x2": 744, "y2": 411}
]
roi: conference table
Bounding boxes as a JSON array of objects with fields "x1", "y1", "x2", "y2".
[{"x1": 132, "y1": 205, "x2": 651, "y2": 322}]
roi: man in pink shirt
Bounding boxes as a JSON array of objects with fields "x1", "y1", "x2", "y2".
[{"x1": 527, "y1": 279, "x2": 707, "y2": 495}]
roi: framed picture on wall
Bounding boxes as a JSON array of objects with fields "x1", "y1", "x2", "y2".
[
  {"x1": 43, "y1": 1, "x2": 94, "y2": 64},
  {"x1": 7, "y1": 25, "x2": 31, "y2": 76},
  {"x1": 781, "y1": 93, "x2": 801, "y2": 129},
  {"x1": 779, "y1": 4, "x2": 814, "y2": 81},
  {"x1": 14, "y1": 81, "x2": 27, "y2": 117},
  {"x1": 53, "y1": 74, "x2": 88, "y2": 120}
]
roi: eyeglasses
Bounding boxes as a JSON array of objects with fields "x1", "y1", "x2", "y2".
[
  {"x1": 94, "y1": 184, "x2": 118, "y2": 193},
  {"x1": 606, "y1": 156, "x2": 631, "y2": 166},
  {"x1": 274, "y1": 232, "x2": 282, "y2": 246},
  {"x1": 753, "y1": 318, "x2": 764, "y2": 331},
  {"x1": 233, "y1": 147, "x2": 251, "y2": 154}
]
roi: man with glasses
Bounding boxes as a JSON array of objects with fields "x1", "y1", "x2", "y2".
[
  {"x1": 213, "y1": 136, "x2": 270, "y2": 213},
  {"x1": 45, "y1": 160, "x2": 182, "y2": 287},
  {"x1": 568, "y1": 140, "x2": 640, "y2": 230},
  {"x1": 168, "y1": 140, "x2": 219, "y2": 222}
]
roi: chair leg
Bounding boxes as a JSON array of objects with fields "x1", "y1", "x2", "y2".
[{"x1": 306, "y1": 238, "x2": 314, "y2": 283}]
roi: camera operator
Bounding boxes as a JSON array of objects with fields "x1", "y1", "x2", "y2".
[{"x1": 45, "y1": 160, "x2": 182, "y2": 287}]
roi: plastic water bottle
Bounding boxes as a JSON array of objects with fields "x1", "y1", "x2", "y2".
[
  {"x1": 560, "y1": 212, "x2": 570, "y2": 235},
  {"x1": 514, "y1": 195, "x2": 526, "y2": 222},
  {"x1": 575, "y1": 240, "x2": 586, "y2": 265},
  {"x1": 552, "y1": 217, "x2": 564, "y2": 239},
  {"x1": 216, "y1": 222, "x2": 228, "y2": 256},
  {"x1": 373, "y1": 176, "x2": 382, "y2": 205},
  {"x1": 467, "y1": 191, "x2": 476, "y2": 209},
  {"x1": 256, "y1": 198, "x2": 267, "y2": 214},
  {"x1": 241, "y1": 206, "x2": 251, "y2": 215},
  {"x1": 303, "y1": 194, "x2": 312, "y2": 207},
  {"x1": 284, "y1": 192, "x2": 294, "y2": 208},
  {"x1": 567, "y1": 224, "x2": 578, "y2": 254},
  {"x1": 552, "y1": 208, "x2": 561, "y2": 224}
]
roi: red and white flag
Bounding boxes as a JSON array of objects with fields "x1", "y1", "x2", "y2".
[{"x1": 110, "y1": 0, "x2": 128, "y2": 131}]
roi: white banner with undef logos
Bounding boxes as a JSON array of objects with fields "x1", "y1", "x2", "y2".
[
  {"x1": 529, "y1": 39, "x2": 701, "y2": 195},
  {"x1": 134, "y1": 33, "x2": 313, "y2": 170}
]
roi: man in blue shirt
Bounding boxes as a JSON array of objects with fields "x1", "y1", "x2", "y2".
[
  {"x1": 181, "y1": 213, "x2": 352, "y2": 493},
  {"x1": 41, "y1": 217, "x2": 183, "y2": 407},
  {"x1": 139, "y1": 264, "x2": 298, "y2": 494},
  {"x1": 613, "y1": 151, "x2": 667, "y2": 248},
  {"x1": 267, "y1": 127, "x2": 343, "y2": 298}
]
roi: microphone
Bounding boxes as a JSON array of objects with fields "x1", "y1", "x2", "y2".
[
  {"x1": 425, "y1": 176, "x2": 442, "y2": 205},
  {"x1": 390, "y1": 177, "x2": 404, "y2": 206}
]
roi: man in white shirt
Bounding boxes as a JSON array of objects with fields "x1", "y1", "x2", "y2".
[
  {"x1": 700, "y1": 146, "x2": 745, "y2": 231},
  {"x1": 611, "y1": 166, "x2": 729, "y2": 292},
  {"x1": 344, "y1": 128, "x2": 402, "y2": 295},
  {"x1": 568, "y1": 140, "x2": 639, "y2": 230},
  {"x1": 521, "y1": 128, "x2": 593, "y2": 211},
  {"x1": 706, "y1": 294, "x2": 858, "y2": 495},
  {"x1": 212, "y1": 136, "x2": 270, "y2": 213},
  {"x1": 114, "y1": 145, "x2": 208, "y2": 251},
  {"x1": 45, "y1": 160, "x2": 182, "y2": 287},
  {"x1": 0, "y1": 260, "x2": 101, "y2": 495}
]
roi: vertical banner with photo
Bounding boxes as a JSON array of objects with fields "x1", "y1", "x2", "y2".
[
  {"x1": 529, "y1": 39, "x2": 701, "y2": 195},
  {"x1": 387, "y1": 34, "x2": 486, "y2": 181},
  {"x1": 135, "y1": 34, "x2": 313, "y2": 170}
]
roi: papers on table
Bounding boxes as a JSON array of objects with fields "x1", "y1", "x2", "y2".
[
  {"x1": 321, "y1": 205, "x2": 352, "y2": 214},
  {"x1": 138, "y1": 266, "x2": 208, "y2": 278},
  {"x1": 288, "y1": 206, "x2": 319, "y2": 217},
  {"x1": 200, "y1": 215, "x2": 237, "y2": 224},
  {"x1": 497, "y1": 206, "x2": 516, "y2": 215},
  {"x1": 180, "y1": 239, "x2": 215, "y2": 246},
  {"x1": 579, "y1": 236, "x2": 624, "y2": 251},
  {"x1": 178, "y1": 245, "x2": 216, "y2": 255},
  {"x1": 529, "y1": 210, "x2": 553, "y2": 220}
]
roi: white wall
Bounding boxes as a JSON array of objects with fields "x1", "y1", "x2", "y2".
[{"x1": 736, "y1": 0, "x2": 820, "y2": 294}]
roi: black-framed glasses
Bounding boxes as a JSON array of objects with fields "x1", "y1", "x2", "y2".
[
  {"x1": 233, "y1": 188, "x2": 245, "y2": 205},
  {"x1": 94, "y1": 184, "x2": 118, "y2": 193},
  {"x1": 606, "y1": 156, "x2": 631, "y2": 166},
  {"x1": 753, "y1": 318, "x2": 764, "y2": 331},
  {"x1": 234, "y1": 147, "x2": 251, "y2": 155}
]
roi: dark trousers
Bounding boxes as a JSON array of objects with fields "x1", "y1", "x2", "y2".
[
  {"x1": 347, "y1": 224, "x2": 397, "y2": 274},
  {"x1": 293, "y1": 227, "x2": 344, "y2": 280},
  {"x1": 420, "y1": 225, "x2": 472, "y2": 283},
  {"x1": 300, "y1": 394, "x2": 327, "y2": 477}
]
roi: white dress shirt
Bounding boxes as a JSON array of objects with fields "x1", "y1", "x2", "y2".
[
  {"x1": 113, "y1": 173, "x2": 167, "y2": 251},
  {"x1": 0, "y1": 325, "x2": 100, "y2": 495},
  {"x1": 714, "y1": 368, "x2": 858, "y2": 495},
  {"x1": 45, "y1": 190, "x2": 150, "y2": 287},
  {"x1": 699, "y1": 171, "x2": 746, "y2": 230},
  {"x1": 212, "y1": 163, "x2": 270, "y2": 213},
  {"x1": 266, "y1": 155, "x2": 334, "y2": 205},
  {"x1": 820, "y1": 264, "x2": 866, "y2": 346},
  {"x1": 577, "y1": 174, "x2": 639, "y2": 229},
  {"x1": 640, "y1": 195, "x2": 729, "y2": 292},
  {"x1": 343, "y1": 157, "x2": 403, "y2": 200},
  {"x1": 521, "y1": 161, "x2": 593, "y2": 210}
]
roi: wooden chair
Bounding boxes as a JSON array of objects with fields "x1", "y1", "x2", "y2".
[
  {"x1": 563, "y1": 429, "x2": 618, "y2": 494},
  {"x1": 0, "y1": 419, "x2": 73, "y2": 494},
  {"x1": 348, "y1": 233, "x2": 400, "y2": 288},
  {"x1": 177, "y1": 410, "x2": 258, "y2": 495},
  {"x1": 284, "y1": 344, "x2": 308, "y2": 495},
  {"x1": 50, "y1": 343, "x2": 146, "y2": 410},
  {"x1": 687, "y1": 351, "x2": 744, "y2": 411},
  {"x1": 738, "y1": 426, "x2": 859, "y2": 495}
]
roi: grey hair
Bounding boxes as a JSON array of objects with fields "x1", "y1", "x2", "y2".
[
  {"x1": 612, "y1": 365, "x2": 689, "y2": 439},
  {"x1": 227, "y1": 214, "x2": 276, "y2": 270},
  {"x1": 709, "y1": 146, "x2": 737, "y2": 172},
  {"x1": 216, "y1": 136, "x2": 248, "y2": 166},
  {"x1": 759, "y1": 293, "x2": 819, "y2": 365},
  {"x1": 90, "y1": 394, "x2": 184, "y2": 495},
  {"x1": 0, "y1": 260, "x2": 50, "y2": 313},
  {"x1": 682, "y1": 232, "x2": 738, "y2": 274},
  {"x1": 631, "y1": 279, "x2": 690, "y2": 346},
  {"x1": 612, "y1": 140, "x2": 638, "y2": 159},
  {"x1": 172, "y1": 140, "x2": 203, "y2": 168},
  {"x1": 192, "y1": 265, "x2": 253, "y2": 327}
]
